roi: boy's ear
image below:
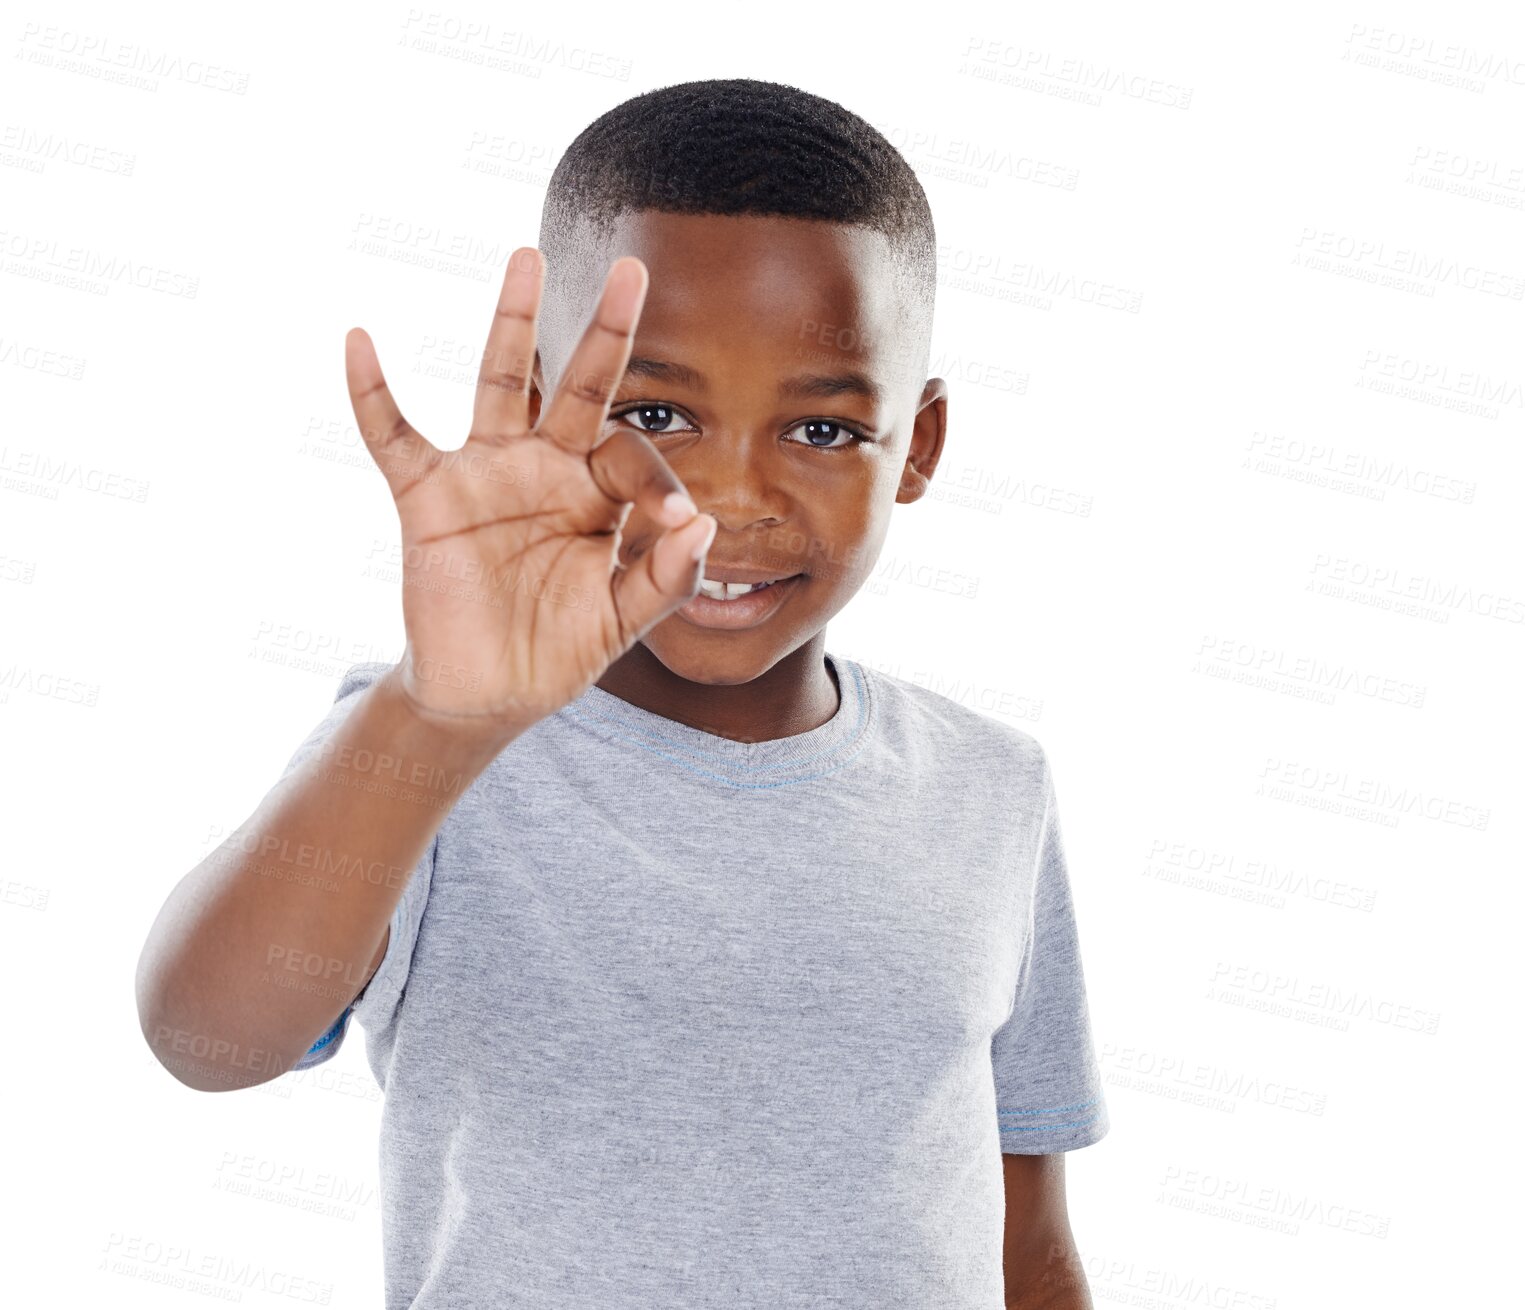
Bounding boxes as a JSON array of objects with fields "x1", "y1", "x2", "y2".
[{"x1": 896, "y1": 377, "x2": 948, "y2": 505}]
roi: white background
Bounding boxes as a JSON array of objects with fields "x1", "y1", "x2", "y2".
[{"x1": 3, "y1": 1, "x2": 1521, "y2": 1305}]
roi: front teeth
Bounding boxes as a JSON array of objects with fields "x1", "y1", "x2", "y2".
[{"x1": 698, "y1": 577, "x2": 774, "y2": 601}]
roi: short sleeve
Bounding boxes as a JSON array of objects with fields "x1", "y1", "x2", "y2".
[
  {"x1": 280, "y1": 663, "x2": 438, "y2": 1073},
  {"x1": 990, "y1": 749, "x2": 1109, "y2": 1152}
]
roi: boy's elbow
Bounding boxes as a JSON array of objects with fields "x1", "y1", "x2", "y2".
[
  {"x1": 138, "y1": 1017, "x2": 294, "y2": 1093},
  {"x1": 134, "y1": 967, "x2": 292, "y2": 1094}
]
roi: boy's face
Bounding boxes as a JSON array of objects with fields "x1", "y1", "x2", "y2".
[{"x1": 530, "y1": 211, "x2": 946, "y2": 687}]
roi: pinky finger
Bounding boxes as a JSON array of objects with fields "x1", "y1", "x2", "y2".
[{"x1": 345, "y1": 328, "x2": 435, "y2": 502}]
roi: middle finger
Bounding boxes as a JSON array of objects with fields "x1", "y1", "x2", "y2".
[{"x1": 535, "y1": 257, "x2": 648, "y2": 458}]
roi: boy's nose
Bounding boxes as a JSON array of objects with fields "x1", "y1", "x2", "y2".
[{"x1": 667, "y1": 441, "x2": 795, "y2": 533}]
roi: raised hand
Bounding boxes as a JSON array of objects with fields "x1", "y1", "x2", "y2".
[{"x1": 344, "y1": 248, "x2": 716, "y2": 732}]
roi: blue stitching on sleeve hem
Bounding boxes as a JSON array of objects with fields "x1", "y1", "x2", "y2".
[
  {"x1": 997, "y1": 1097, "x2": 1099, "y2": 1115},
  {"x1": 304, "y1": 1007, "x2": 350, "y2": 1055}
]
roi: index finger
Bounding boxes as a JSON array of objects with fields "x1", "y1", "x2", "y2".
[{"x1": 535, "y1": 257, "x2": 648, "y2": 458}]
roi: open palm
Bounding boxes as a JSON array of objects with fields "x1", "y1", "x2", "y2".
[{"x1": 345, "y1": 248, "x2": 716, "y2": 730}]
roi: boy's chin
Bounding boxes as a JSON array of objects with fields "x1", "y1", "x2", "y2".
[{"x1": 640, "y1": 624, "x2": 810, "y2": 688}]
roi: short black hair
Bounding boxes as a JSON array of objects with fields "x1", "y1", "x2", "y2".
[{"x1": 539, "y1": 77, "x2": 936, "y2": 366}]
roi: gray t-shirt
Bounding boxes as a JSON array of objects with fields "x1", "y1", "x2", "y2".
[{"x1": 285, "y1": 651, "x2": 1108, "y2": 1308}]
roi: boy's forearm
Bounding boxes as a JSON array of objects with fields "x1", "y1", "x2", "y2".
[
  {"x1": 1006, "y1": 1242, "x2": 1094, "y2": 1310},
  {"x1": 135, "y1": 664, "x2": 525, "y2": 1091},
  {"x1": 1007, "y1": 1283, "x2": 1093, "y2": 1310}
]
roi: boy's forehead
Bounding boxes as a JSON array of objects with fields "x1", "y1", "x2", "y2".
[{"x1": 552, "y1": 210, "x2": 911, "y2": 371}]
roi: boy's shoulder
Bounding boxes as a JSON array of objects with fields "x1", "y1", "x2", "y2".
[{"x1": 852, "y1": 656, "x2": 1049, "y2": 784}]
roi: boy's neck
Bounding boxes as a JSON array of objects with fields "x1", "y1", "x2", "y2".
[{"x1": 592, "y1": 637, "x2": 840, "y2": 744}]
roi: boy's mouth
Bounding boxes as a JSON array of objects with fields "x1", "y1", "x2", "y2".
[
  {"x1": 694, "y1": 563, "x2": 804, "y2": 601},
  {"x1": 678, "y1": 569, "x2": 805, "y2": 629},
  {"x1": 695, "y1": 575, "x2": 795, "y2": 601}
]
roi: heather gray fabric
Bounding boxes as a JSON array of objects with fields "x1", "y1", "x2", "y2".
[{"x1": 284, "y1": 651, "x2": 1108, "y2": 1308}]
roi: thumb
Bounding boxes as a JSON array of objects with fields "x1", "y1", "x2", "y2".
[{"x1": 611, "y1": 513, "x2": 717, "y2": 642}]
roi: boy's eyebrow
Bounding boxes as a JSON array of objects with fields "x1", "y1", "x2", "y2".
[{"x1": 622, "y1": 356, "x2": 881, "y2": 404}]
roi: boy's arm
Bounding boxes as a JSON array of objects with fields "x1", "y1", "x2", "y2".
[
  {"x1": 1002, "y1": 1152, "x2": 1093, "y2": 1309},
  {"x1": 136, "y1": 250, "x2": 712, "y2": 1093},
  {"x1": 993, "y1": 745, "x2": 1108, "y2": 1302},
  {"x1": 134, "y1": 665, "x2": 521, "y2": 1092}
]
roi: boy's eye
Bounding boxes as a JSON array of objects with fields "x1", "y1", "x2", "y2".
[
  {"x1": 615, "y1": 404, "x2": 694, "y2": 435},
  {"x1": 783, "y1": 419, "x2": 866, "y2": 450}
]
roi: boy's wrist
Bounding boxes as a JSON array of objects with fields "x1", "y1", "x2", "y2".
[{"x1": 373, "y1": 663, "x2": 527, "y2": 784}]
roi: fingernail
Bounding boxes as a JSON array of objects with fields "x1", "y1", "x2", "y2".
[
  {"x1": 662, "y1": 492, "x2": 697, "y2": 524},
  {"x1": 689, "y1": 515, "x2": 716, "y2": 561}
]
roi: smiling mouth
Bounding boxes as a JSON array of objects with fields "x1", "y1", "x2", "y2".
[
  {"x1": 694, "y1": 574, "x2": 802, "y2": 601},
  {"x1": 676, "y1": 572, "x2": 806, "y2": 630}
]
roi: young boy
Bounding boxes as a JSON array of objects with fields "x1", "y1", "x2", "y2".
[{"x1": 137, "y1": 78, "x2": 1108, "y2": 1309}]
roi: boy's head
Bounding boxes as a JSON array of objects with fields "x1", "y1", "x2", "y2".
[{"x1": 530, "y1": 78, "x2": 947, "y2": 688}]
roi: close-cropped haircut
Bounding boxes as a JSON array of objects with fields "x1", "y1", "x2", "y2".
[{"x1": 538, "y1": 77, "x2": 937, "y2": 373}]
